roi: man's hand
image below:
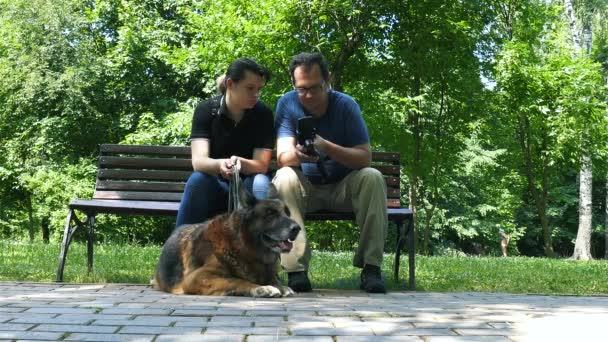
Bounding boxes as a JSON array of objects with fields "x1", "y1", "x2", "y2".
[
  {"x1": 295, "y1": 144, "x2": 319, "y2": 163},
  {"x1": 312, "y1": 134, "x2": 327, "y2": 153}
]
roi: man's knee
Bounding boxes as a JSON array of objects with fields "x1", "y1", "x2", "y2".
[
  {"x1": 357, "y1": 167, "x2": 385, "y2": 189},
  {"x1": 272, "y1": 167, "x2": 301, "y2": 190}
]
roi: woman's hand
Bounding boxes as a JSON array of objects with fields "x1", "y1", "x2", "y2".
[{"x1": 219, "y1": 156, "x2": 241, "y2": 179}]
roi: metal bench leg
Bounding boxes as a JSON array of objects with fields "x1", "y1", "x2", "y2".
[
  {"x1": 86, "y1": 215, "x2": 95, "y2": 273},
  {"x1": 407, "y1": 214, "x2": 416, "y2": 290},
  {"x1": 56, "y1": 209, "x2": 83, "y2": 282},
  {"x1": 394, "y1": 220, "x2": 406, "y2": 282}
]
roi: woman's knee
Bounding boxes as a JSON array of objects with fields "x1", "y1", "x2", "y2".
[
  {"x1": 186, "y1": 171, "x2": 216, "y2": 188},
  {"x1": 248, "y1": 173, "x2": 271, "y2": 200}
]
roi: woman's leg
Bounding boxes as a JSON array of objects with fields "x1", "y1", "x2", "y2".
[
  {"x1": 242, "y1": 173, "x2": 271, "y2": 200},
  {"x1": 175, "y1": 172, "x2": 228, "y2": 227}
]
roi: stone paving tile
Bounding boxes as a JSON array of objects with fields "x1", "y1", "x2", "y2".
[
  {"x1": 426, "y1": 337, "x2": 511, "y2": 341},
  {"x1": 335, "y1": 337, "x2": 423, "y2": 342},
  {"x1": 23, "y1": 307, "x2": 98, "y2": 314},
  {"x1": 32, "y1": 324, "x2": 119, "y2": 333},
  {"x1": 203, "y1": 327, "x2": 288, "y2": 335},
  {"x1": 454, "y1": 328, "x2": 513, "y2": 336},
  {"x1": 413, "y1": 322, "x2": 492, "y2": 329},
  {"x1": 56, "y1": 314, "x2": 133, "y2": 321},
  {"x1": 118, "y1": 326, "x2": 203, "y2": 334},
  {"x1": 170, "y1": 309, "x2": 223, "y2": 316},
  {"x1": 0, "y1": 331, "x2": 64, "y2": 340},
  {"x1": 99, "y1": 308, "x2": 172, "y2": 315},
  {"x1": 155, "y1": 334, "x2": 244, "y2": 342},
  {"x1": 64, "y1": 333, "x2": 155, "y2": 341},
  {"x1": 0, "y1": 307, "x2": 26, "y2": 313},
  {"x1": 0, "y1": 323, "x2": 34, "y2": 331},
  {"x1": 248, "y1": 336, "x2": 334, "y2": 342},
  {"x1": 291, "y1": 326, "x2": 375, "y2": 336}
]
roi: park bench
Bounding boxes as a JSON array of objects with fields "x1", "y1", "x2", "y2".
[{"x1": 56, "y1": 144, "x2": 415, "y2": 289}]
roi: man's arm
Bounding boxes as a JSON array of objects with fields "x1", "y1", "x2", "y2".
[
  {"x1": 276, "y1": 136, "x2": 322, "y2": 168},
  {"x1": 315, "y1": 136, "x2": 371, "y2": 169}
]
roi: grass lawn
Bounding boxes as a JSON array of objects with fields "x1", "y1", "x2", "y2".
[{"x1": 1, "y1": 241, "x2": 607, "y2": 295}]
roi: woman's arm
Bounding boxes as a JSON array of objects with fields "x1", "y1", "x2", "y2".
[{"x1": 234, "y1": 148, "x2": 272, "y2": 175}]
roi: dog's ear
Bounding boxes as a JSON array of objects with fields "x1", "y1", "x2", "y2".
[
  {"x1": 238, "y1": 185, "x2": 256, "y2": 208},
  {"x1": 266, "y1": 183, "x2": 280, "y2": 200}
]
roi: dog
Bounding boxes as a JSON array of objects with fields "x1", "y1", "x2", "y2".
[{"x1": 153, "y1": 184, "x2": 300, "y2": 297}]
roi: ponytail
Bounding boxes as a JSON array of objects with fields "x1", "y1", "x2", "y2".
[{"x1": 216, "y1": 74, "x2": 227, "y2": 94}]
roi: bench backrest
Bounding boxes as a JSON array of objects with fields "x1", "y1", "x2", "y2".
[{"x1": 94, "y1": 144, "x2": 402, "y2": 208}]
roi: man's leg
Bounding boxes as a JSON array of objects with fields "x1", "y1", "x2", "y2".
[
  {"x1": 272, "y1": 167, "x2": 314, "y2": 291},
  {"x1": 328, "y1": 167, "x2": 388, "y2": 292}
]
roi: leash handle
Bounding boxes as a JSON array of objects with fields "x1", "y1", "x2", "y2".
[{"x1": 228, "y1": 164, "x2": 242, "y2": 212}]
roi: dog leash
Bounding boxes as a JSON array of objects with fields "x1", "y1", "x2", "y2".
[{"x1": 228, "y1": 163, "x2": 242, "y2": 212}]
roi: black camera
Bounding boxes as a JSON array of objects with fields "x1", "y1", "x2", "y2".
[
  {"x1": 296, "y1": 116, "x2": 328, "y2": 181},
  {"x1": 296, "y1": 116, "x2": 317, "y2": 156}
]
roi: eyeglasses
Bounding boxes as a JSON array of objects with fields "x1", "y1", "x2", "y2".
[{"x1": 294, "y1": 83, "x2": 325, "y2": 96}]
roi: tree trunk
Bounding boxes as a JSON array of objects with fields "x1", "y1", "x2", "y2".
[
  {"x1": 517, "y1": 113, "x2": 555, "y2": 257},
  {"x1": 410, "y1": 72, "x2": 423, "y2": 253},
  {"x1": 41, "y1": 217, "x2": 50, "y2": 244},
  {"x1": 573, "y1": 154, "x2": 594, "y2": 260},
  {"x1": 565, "y1": 0, "x2": 594, "y2": 260}
]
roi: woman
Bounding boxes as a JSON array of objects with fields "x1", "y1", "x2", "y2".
[{"x1": 176, "y1": 58, "x2": 274, "y2": 227}]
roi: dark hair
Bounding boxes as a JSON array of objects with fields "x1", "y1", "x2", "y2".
[
  {"x1": 288, "y1": 52, "x2": 330, "y2": 84},
  {"x1": 218, "y1": 58, "x2": 271, "y2": 94}
]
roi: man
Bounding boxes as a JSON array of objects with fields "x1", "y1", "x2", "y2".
[{"x1": 273, "y1": 52, "x2": 388, "y2": 293}]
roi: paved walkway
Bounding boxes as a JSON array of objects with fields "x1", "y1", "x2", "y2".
[{"x1": 0, "y1": 282, "x2": 607, "y2": 341}]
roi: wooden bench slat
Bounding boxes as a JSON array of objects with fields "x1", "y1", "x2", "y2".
[
  {"x1": 385, "y1": 176, "x2": 399, "y2": 187},
  {"x1": 387, "y1": 188, "x2": 399, "y2": 198},
  {"x1": 98, "y1": 169, "x2": 192, "y2": 181},
  {"x1": 101, "y1": 144, "x2": 191, "y2": 156},
  {"x1": 372, "y1": 165, "x2": 399, "y2": 176},
  {"x1": 371, "y1": 151, "x2": 400, "y2": 163},
  {"x1": 99, "y1": 156, "x2": 193, "y2": 170},
  {"x1": 387, "y1": 199, "x2": 401, "y2": 208},
  {"x1": 93, "y1": 191, "x2": 183, "y2": 201},
  {"x1": 96, "y1": 180, "x2": 185, "y2": 192},
  {"x1": 69, "y1": 199, "x2": 180, "y2": 215}
]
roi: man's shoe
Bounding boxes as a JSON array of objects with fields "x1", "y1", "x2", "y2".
[
  {"x1": 360, "y1": 264, "x2": 386, "y2": 293},
  {"x1": 287, "y1": 271, "x2": 312, "y2": 292}
]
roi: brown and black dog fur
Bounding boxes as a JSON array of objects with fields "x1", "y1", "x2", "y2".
[{"x1": 153, "y1": 184, "x2": 300, "y2": 297}]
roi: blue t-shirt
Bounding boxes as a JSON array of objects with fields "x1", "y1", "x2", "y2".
[{"x1": 275, "y1": 90, "x2": 369, "y2": 184}]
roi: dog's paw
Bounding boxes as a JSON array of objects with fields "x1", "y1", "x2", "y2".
[
  {"x1": 251, "y1": 285, "x2": 282, "y2": 298},
  {"x1": 280, "y1": 286, "x2": 295, "y2": 297}
]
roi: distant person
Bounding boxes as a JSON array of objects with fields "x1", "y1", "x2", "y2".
[
  {"x1": 499, "y1": 228, "x2": 510, "y2": 257},
  {"x1": 175, "y1": 58, "x2": 274, "y2": 227}
]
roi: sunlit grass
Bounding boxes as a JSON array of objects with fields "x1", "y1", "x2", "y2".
[{"x1": 1, "y1": 241, "x2": 607, "y2": 295}]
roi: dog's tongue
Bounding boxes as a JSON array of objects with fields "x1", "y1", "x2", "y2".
[{"x1": 279, "y1": 240, "x2": 293, "y2": 252}]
